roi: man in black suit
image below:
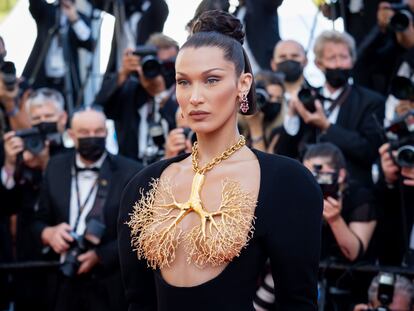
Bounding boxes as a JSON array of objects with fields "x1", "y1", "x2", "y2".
[
  {"x1": 234, "y1": 0, "x2": 284, "y2": 73},
  {"x1": 22, "y1": 0, "x2": 94, "y2": 113},
  {"x1": 279, "y1": 30, "x2": 385, "y2": 187},
  {"x1": 94, "y1": 33, "x2": 179, "y2": 164},
  {"x1": 89, "y1": 0, "x2": 169, "y2": 73},
  {"x1": 32, "y1": 106, "x2": 142, "y2": 311}
]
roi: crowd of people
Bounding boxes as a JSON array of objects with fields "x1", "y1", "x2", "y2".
[{"x1": 0, "y1": 0, "x2": 413, "y2": 310}]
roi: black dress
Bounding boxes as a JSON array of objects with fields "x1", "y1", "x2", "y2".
[{"x1": 118, "y1": 149, "x2": 323, "y2": 311}]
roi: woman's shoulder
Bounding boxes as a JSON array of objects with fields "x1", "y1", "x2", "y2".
[{"x1": 253, "y1": 149, "x2": 314, "y2": 181}]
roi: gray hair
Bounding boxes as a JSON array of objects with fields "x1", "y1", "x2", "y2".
[
  {"x1": 313, "y1": 30, "x2": 357, "y2": 63},
  {"x1": 368, "y1": 274, "x2": 414, "y2": 308},
  {"x1": 26, "y1": 88, "x2": 65, "y2": 115}
]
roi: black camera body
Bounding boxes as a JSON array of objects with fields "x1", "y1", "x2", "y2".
[
  {"x1": 390, "y1": 76, "x2": 414, "y2": 101},
  {"x1": 312, "y1": 164, "x2": 340, "y2": 200},
  {"x1": 366, "y1": 272, "x2": 395, "y2": 311},
  {"x1": 255, "y1": 84, "x2": 270, "y2": 110},
  {"x1": 14, "y1": 122, "x2": 59, "y2": 155},
  {"x1": 389, "y1": 4, "x2": 413, "y2": 32},
  {"x1": 133, "y1": 45, "x2": 175, "y2": 79},
  {"x1": 385, "y1": 110, "x2": 414, "y2": 168},
  {"x1": 0, "y1": 61, "x2": 17, "y2": 92},
  {"x1": 60, "y1": 219, "x2": 106, "y2": 278},
  {"x1": 298, "y1": 86, "x2": 330, "y2": 113}
]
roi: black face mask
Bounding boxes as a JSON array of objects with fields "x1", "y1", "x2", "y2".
[
  {"x1": 261, "y1": 102, "x2": 282, "y2": 122},
  {"x1": 276, "y1": 60, "x2": 303, "y2": 82},
  {"x1": 77, "y1": 137, "x2": 106, "y2": 162},
  {"x1": 325, "y1": 68, "x2": 351, "y2": 88}
]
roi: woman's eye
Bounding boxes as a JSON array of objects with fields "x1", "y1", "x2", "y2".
[
  {"x1": 177, "y1": 80, "x2": 189, "y2": 86},
  {"x1": 206, "y1": 77, "x2": 219, "y2": 84}
]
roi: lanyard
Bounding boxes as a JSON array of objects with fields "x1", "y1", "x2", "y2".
[
  {"x1": 73, "y1": 170, "x2": 99, "y2": 232},
  {"x1": 324, "y1": 85, "x2": 352, "y2": 118}
]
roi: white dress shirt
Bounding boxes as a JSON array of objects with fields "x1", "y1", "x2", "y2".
[
  {"x1": 69, "y1": 152, "x2": 106, "y2": 236},
  {"x1": 45, "y1": 15, "x2": 91, "y2": 78}
]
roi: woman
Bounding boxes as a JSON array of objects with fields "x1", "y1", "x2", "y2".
[
  {"x1": 239, "y1": 70, "x2": 286, "y2": 153},
  {"x1": 118, "y1": 10, "x2": 323, "y2": 311}
]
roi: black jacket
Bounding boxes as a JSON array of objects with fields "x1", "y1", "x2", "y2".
[
  {"x1": 276, "y1": 84, "x2": 385, "y2": 186},
  {"x1": 90, "y1": 0, "x2": 169, "y2": 73},
  {"x1": 235, "y1": 0, "x2": 283, "y2": 70},
  {"x1": 94, "y1": 76, "x2": 177, "y2": 161},
  {"x1": 33, "y1": 151, "x2": 142, "y2": 272},
  {"x1": 22, "y1": 0, "x2": 94, "y2": 94}
]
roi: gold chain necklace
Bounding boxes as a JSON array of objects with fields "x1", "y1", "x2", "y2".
[{"x1": 191, "y1": 135, "x2": 246, "y2": 175}]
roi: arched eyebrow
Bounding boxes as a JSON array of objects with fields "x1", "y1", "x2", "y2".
[{"x1": 176, "y1": 67, "x2": 226, "y2": 77}]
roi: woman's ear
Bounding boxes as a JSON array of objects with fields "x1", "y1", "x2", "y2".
[{"x1": 239, "y1": 72, "x2": 253, "y2": 95}]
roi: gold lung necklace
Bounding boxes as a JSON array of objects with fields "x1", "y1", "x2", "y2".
[{"x1": 128, "y1": 135, "x2": 257, "y2": 269}]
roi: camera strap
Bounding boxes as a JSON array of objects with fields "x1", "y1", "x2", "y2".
[
  {"x1": 73, "y1": 169, "x2": 99, "y2": 232},
  {"x1": 324, "y1": 85, "x2": 352, "y2": 118}
]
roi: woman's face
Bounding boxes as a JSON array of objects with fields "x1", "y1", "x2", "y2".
[{"x1": 175, "y1": 46, "x2": 251, "y2": 134}]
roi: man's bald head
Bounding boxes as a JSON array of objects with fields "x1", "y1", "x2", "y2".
[
  {"x1": 69, "y1": 106, "x2": 107, "y2": 148},
  {"x1": 271, "y1": 39, "x2": 307, "y2": 69}
]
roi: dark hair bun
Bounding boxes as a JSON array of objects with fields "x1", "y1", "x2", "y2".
[{"x1": 191, "y1": 9, "x2": 245, "y2": 45}]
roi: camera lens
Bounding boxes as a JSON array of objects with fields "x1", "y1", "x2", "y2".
[
  {"x1": 0, "y1": 61, "x2": 17, "y2": 91},
  {"x1": 389, "y1": 10, "x2": 411, "y2": 32},
  {"x1": 298, "y1": 87, "x2": 316, "y2": 113},
  {"x1": 397, "y1": 145, "x2": 414, "y2": 168},
  {"x1": 255, "y1": 87, "x2": 269, "y2": 110},
  {"x1": 390, "y1": 76, "x2": 414, "y2": 100},
  {"x1": 142, "y1": 55, "x2": 161, "y2": 79}
]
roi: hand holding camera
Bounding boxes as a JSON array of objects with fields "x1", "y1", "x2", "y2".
[
  {"x1": 379, "y1": 143, "x2": 400, "y2": 185},
  {"x1": 377, "y1": 2, "x2": 395, "y2": 31},
  {"x1": 164, "y1": 127, "x2": 193, "y2": 159},
  {"x1": 294, "y1": 96, "x2": 330, "y2": 131},
  {"x1": 3, "y1": 131, "x2": 24, "y2": 172},
  {"x1": 323, "y1": 196, "x2": 342, "y2": 225},
  {"x1": 77, "y1": 250, "x2": 100, "y2": 275},
  {"x1": 41, "y1": 222, "x2": 74, "y2": 254},
  {"x1": 61, "y1": 0, "x2": 79, "y2": 23}
]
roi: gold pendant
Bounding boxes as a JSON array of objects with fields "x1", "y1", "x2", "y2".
[{"x1": 128, "y1": 173, "x2": 257, "y2": 269}]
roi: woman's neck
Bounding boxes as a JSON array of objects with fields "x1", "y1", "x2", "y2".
[{"x1": 194, "y1": 125, "x2": 241, "y2": 168}]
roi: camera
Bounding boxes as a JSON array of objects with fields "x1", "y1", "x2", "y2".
[
  {"x1": 298, "y1": 86, "x2": 331, "y2": 113},
  {"x1": 385, "y1": 110, "x2": 414, "y2": 168},
  {"x1": 255, "y1": 82, "x2": 270, "y2": 110},
  {"x1": 366, "y1": 272, "x2": 395, "y2": 311},
  {"x1": 312, "y1": 164, "x2": 340, "y2": 200},
  {"x1": 133, "y1": 45, "x2": 175, "y2": 79},
  {"x1": 0, "y1": 61, "x2": 17, "y2": 91},
  {"x1": 142, "y1": 121, "x2": 166, "y2": 165},
  {"x1": 60, "y1": 218, "x2": 106, "y2": 278},
  {"x1": 14, "y1": 122, "x2": 59, "y2": 155},
  {"x1": 389, "y1": 76, "x2": 414, "y2": 101},
  {"x1": 388, "y1": 4, "x2": 413, "y2": 32}
]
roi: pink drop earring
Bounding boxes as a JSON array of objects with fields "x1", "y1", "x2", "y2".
[{"x1": 240, "y1": 93, "x2": 249, "y2": 113}]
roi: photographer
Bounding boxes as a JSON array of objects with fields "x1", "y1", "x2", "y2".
[
  {"x1": 89, "y1": 0, "x2": 169, "y2": 73},
  {"x1": 279, "y1": 30, "x2": 385, "y2": 187},
  {"x1": 0, "y1": 36, "x2": 31, "y2": 133},
  {"x1": 33, "y1": 106, "x2": 142, "y2": 311},
  {"x1": 375, "y1": 109, "x2": 414, "y2": 267},
  {"x1": 253, "y1": 142, "x2": 377, "y2": 310},
  {"x1": 353, "y1": 273, "x2": 414, "y2": 311},
  {"x1": 239, "y1": 70, "x2": 286, "y2": 152},
  {"x1": 94, "y1": 33, "x2": 179, "y2": 164},
  {"x1": 22, "y1": 0, "x2": 94, "y2": 111},
  {"x1": 0, "y1": 87, "x2": 68, "y2": 310}
]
